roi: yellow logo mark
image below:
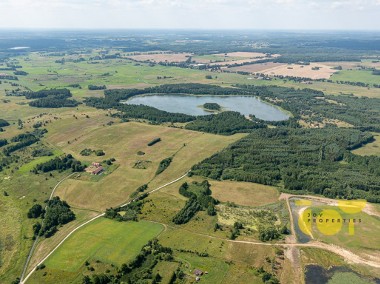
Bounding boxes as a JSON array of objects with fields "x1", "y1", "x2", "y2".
[
  {"x1": 298, "y1": 208, "x2": 313, "y2": 237},
  {"x1": 337, "y1": 200, "x2": 366, "y2": 214},
  {"x1": 316, "y1": 209, "x2": 343, "y2": 236}
]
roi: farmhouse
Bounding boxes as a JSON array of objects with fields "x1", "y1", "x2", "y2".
[{"x1": 92, "y1": 166, "x2": 104, "y2": 175}]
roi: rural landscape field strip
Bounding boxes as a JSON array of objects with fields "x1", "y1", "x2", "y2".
[
  {"x1": 20, "y1": 172, "x2": 189, "y2": 284},
  {"x1": 20, "y1": 172, "x2": 76, "y2": 282}
]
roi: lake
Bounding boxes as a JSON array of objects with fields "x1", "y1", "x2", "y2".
[{"x1": 123, "y1": 94, "x2": 289, "y2": 121}]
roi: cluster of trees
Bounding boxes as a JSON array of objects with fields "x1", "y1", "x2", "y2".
[
  {"x1": 173, "y1": 180, "x2": 217, "y2": 224},
  {"x1": 0, "y1": 139, "x2": 8, "y2": 147},
  {"x1": 80, "y1": 148, "x2": 105, "y2": 156},
  {"x1": 3, "y1": 132, "x2": 40, "y2": 156},
  {"x1": 0, "y1": 119, "x2": 10, "y2": 127},
  {"x1": 105, "y1": 193, "x2": 148, "y2": 222},
  {"x1": 155, "y1": 157, "x2": 172, "y2": 175},
  {"x1": 186, "y1": 111, "x2": 266, "y2": 135},
  {"x1": 130, "y1": 184, "x2": 148, "y2": 198},
  {"x1": 14, "y1": 70, "x2": 28, "y2": 76},
  {"x1": 11, "y1": 88, "x2": 80, "y2": 108},
  {"x1": 84, "y1": 239, "x2": 175, "y2": 284},
  {"x1": 192, "y1": 128, "x2": 380, "y2": 202},
  {"x1": 29, "y1": 197, "x2": 75, "y2": 238},
  {"x1": 203, "y1": 102, "x2": 221, "y2": 111},
  {"x1": 33, "y1": 154, "x2": 85, "y2": 173},
  {"x1": 0, "y1": 74, "x2": 18, "y2": 80},
  {"x1": 88, "y1": 85, "x2": 107, "y2": 90}
]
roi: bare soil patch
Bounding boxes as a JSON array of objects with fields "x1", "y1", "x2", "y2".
[
  {"x1": 262, "y1": 63, "x2": 338, "y2": 79},
  {"x1": 228, "y1": 62, "x2": 284, "y2": 73}
]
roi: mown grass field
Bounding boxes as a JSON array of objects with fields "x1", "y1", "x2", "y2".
[
  {"x1": 352, "y1": 133, "x2": 380, "y2": 156},
  {"x1": 331, "y1": 70, "x2": 380, "y2": 85},
  {"x1": 209, "y1": 180, "x2": 279, "y2": 207},
  {"x1": 27, "y1": 219, "x2": 163, "y2": 284}
]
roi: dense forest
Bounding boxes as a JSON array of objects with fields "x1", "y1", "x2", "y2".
[
  {"x1": 237, "y1": 84, "x2": 380, "y2": 131},
  {"x1": 186, "y1": 111, "x2": 266, "y2": 135},
  {"x1": 192, "y1": 128, "x2": 380, "y2": 202},
  {"x1": 7, "y1": 88, "x2": 80, "y2": 108}
]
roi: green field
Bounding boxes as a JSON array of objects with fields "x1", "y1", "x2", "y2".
[
  {"x1": 28, "y1": 219, "x2": 163, "y2": 283},
  {"x1": 331, "y1": 70, "x2": 380, "y2": 85},
  {"x1": 352, "y1": 133, "x2": 380, "y2": 156}
]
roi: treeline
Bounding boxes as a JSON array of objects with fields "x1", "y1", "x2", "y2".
[
  {"x1": 88, "y1": 84, "x2": 106, "y2": 90},
  {"x1": 3, "y1": 132, "x2": 40, "y2": 156},
  {"x1": 186, "y1": 111, "x2": 266, "y2": 135},
  {"x1": 192, "y1": 128, "x2": 380, "y2": 202},
  {"x1": 173, "y1": 180, "x2": 217, "y2": 224},
  {"x1": 147, "y1": 137, "x2": 161, "y2": 146},
  {"x1": 33, "y1": 154, "x2": 85, "y2": 173},
  {"x1": 29, "y1": 197, "x2": 75, "y2": 238}
]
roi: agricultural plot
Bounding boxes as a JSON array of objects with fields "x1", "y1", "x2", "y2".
[
  {"x1": 331, "y1": 69, "x2": 380, "y2": 85},
  {"x1": 209, "y1": 180, "x2": 279, "y2": 207},
  {"x1": 228, "y1": 62, "x2": 284, "y2": 73},
  {"x1": 262, "y1": 63, "x2": 338, "y2": 79},
  {"x1": 27, "y1": 219, "x2": 163, "y2": 284},
  {"x1": 125, "y1": 52, "x2": 192, "y2": 63}
]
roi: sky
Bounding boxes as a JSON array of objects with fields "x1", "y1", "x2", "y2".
[{"x1": 0, "y1": 0, "x2": 380, "y2": 30}]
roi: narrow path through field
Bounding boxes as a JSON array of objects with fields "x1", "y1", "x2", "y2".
[
  {"x1": 20, "y1": 172, "x2": 76, "y2": 282},
  {"x1": 20, "y1": 171, "x2": 189, "y2": 284}
]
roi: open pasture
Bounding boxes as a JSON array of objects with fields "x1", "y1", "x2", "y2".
[
  {"x1": 331, "y1": 69, "x2": 380, "y2": 85},
  {"x1": 209, "y1": 180, "x2": 279, "y2": 207},
  {"x1": 47, "y1": 120, "x2": 244, "y2": 211}
]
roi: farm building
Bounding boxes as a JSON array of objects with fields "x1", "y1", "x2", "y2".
[
  {"x1": 92, "y1": 166, "x2": 104, "y2": 175},
  {"x1": 194, "y1": 269, "x2": 203, "y2": 276}
]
